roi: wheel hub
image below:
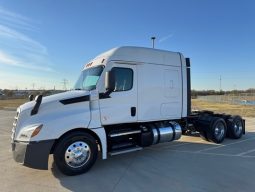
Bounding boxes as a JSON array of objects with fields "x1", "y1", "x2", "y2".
[
  {"x1": 214, "y1": 122, "x2": 225, "y2": 140},
  {"x1": 234, "y1": 121, "x2": 242, "y2": 135},
  {"x1": 65, "y1": 141, "x2": 91, "y2": 168}
]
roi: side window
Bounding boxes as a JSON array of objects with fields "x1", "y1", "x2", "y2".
[{"x1": 112, "y1": 67, "x2": 133, "y2": 91}]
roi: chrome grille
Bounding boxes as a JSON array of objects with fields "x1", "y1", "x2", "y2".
[{"x1": 11, "y1": 110, "x2": 20, "y2": 141}]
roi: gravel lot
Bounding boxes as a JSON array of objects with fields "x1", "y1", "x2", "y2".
[{"x1": 1, "y1": 110, "x2": 255, "y2": 192}]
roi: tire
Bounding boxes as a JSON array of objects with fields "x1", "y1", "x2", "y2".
[
  {"x1": 54, "y1": 131, "x2": 98, "y2": 176},
  {"x1": 207, "y1": 118, "x2": 227, "y2": 143},
  {"x1": 226, "y1": 116, "x2": 244, "y2": 139}
]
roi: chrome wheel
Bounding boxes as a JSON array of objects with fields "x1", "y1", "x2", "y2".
[
  {"x1": 234, "y1": 121, "x2": 243, "y2": 136},
  {"x1": 65, "y1": 141, "x2": 91, "y2": 168},
  {"x1": 214, "y1": 122, "x2": 225, "y2": 140},
  {"x1": 208, "y1": 118, "x2": 227, "y2": 143},
  {"x1": 226, "y1": 116, "x2": 244, "y2": 139}
]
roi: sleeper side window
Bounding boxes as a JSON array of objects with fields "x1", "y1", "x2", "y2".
[{"x1": 111, "y1": 67, "x2": 133, "y2": 92}]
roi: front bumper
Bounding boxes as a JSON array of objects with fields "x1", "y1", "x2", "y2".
[{"x1": 12, "y1": 140, "x2": 55, "y2": 170}]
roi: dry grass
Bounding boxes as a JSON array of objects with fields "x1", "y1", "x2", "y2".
[
  {"x1": 0, "y1": 98, "x2": 254, "y2": 117},
  {"x1": 0, "y1": 99, "x2": 27, "y2": 110},
  {"x1": 192, "y1": 99, "x2": 255, "y2": 117}
]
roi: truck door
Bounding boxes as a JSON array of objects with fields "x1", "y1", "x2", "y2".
[{"x1": 99, "y1": 64, "x2": 137, "y2": 125}]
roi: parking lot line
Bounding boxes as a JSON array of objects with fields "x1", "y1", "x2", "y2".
[
  {"x1": 158, "y1": 149, "x2": 255, "y2": 158},
  {"x1": 196, "y1": 137, "x2": 255, "y2": 153},
  {"x1": 237, "y1": 148, "x2": 255, "y2": 156}
]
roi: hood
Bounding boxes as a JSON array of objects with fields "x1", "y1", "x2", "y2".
[
  {"x1": 20, "y1": 90, "x2": 89, "y2": 112},
  {"x1": 14, "y1": 90, "x2": 92, "y2": 142}
]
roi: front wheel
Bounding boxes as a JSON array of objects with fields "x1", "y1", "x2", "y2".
[{"x1": 54, "y1": 132, "x2": 98, "y2": 176}]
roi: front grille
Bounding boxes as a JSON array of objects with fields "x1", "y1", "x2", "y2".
[{"x1": 11, "y1": 110, "x2": 20, "y2": 141}]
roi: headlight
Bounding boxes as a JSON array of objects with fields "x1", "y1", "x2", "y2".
[{"x1": 17, "y1": 124, "x2": 43, "y2": 141}]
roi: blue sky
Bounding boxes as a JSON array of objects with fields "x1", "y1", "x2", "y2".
[{"x1": 0, "y1": 0, "x2": 254, "y2": 90}]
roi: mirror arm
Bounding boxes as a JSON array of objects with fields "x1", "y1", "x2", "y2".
[
  {"x1": 104, "y1": 89, "x2": 113, "y2": 97},
  {"x1": 99, "y1": 90, "x2": 112, "y2": 99}
]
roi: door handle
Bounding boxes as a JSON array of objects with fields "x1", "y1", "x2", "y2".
[{"x1": 131, "y1": 107, "x2": 136, "y2": 117}]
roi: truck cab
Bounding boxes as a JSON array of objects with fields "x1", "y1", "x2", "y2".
[{"x1": 11, "y1": 46, "x2": 244, "y2": 175}]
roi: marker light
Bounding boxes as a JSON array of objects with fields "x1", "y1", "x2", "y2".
[{"x1": 31, "y1": 124, "x2": 43, "y2": 138}]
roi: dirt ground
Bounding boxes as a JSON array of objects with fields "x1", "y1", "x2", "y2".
[
  {"x1": 0, "y1": 99, "x2": 26, "y2": 110},
  {"x1": 0, "y1": 98, "x2": 254, "y2": 117},
  {"x1": 192, "y1": 99, "x2": 255, "y2": 117}
]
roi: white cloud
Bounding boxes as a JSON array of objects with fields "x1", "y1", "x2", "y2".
[
  {"x1": 159, "y1": 33, "x2": 174, "y2": 43},
  {"x1": 0, "y1": 25, "x2": 47, "y2": 54},
  {"x1": 0, "y1": 6, "x2": 37, "y2": 31},
  {"x1": 0, "y1": 50, "x2": 53, "y2": 71},
  {"x1": 0, "y1": 7, "x2": 54, "y2": 72},
  {"x1": 0, "y1": 50, "x2": 16, "y2": 65}
]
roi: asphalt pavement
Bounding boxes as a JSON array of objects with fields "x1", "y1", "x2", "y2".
[{"x1": 1, "y1": 110, "x2": 255, "y2": 192}]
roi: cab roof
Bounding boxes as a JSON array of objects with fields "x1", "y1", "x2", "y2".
[
  {"x1": 84, "y1": 46, "x2": 185, "y2": 70},
  {"x1": 96, "y1": 46, "x2": 183, "y2": 66}
]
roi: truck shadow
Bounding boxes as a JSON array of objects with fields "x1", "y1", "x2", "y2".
[{"x1": 50, "y1": 131, "x2": 255, "y2": 192}]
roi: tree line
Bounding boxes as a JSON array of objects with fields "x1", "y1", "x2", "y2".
[{"x1": 191, "y1": 89, "x2": 255, "y2": 97}]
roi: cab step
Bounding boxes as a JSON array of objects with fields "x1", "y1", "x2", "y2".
[
  {"x1": 111, "y1": 141, "x2": 135, "y2": 150},
  {"x1": 109, "y1": 146, "x2": 143, "y2": 156},
  {"x1": 109, "y1": 129, "x2": 141, "y2": 138}
]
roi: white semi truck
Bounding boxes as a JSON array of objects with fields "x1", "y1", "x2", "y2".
[{"x1": 11, "y1": 46, "x2": 245, "y2": 175}]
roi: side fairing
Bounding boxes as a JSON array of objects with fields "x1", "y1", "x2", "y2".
[{"x1": 137, "y1": 63, "x2": 183, "y2": 121}]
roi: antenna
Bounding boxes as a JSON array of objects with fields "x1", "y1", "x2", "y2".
[
  {"x1": 151, "y1": 36, "x2": 156, "y2": 48},
  {"x1": 61, "y1": 79, "x2": 68, "y2": 91}
]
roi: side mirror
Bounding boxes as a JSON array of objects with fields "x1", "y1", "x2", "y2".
[
  {"x1": 29, "y1": 94, "x2": 34, "y2": 101},
  {"x1": 105, "y1": 70, "x2": 115, "y2": 93}
]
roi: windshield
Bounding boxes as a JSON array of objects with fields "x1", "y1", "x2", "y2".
[{"x1": 74, "y1": 65, "x2": 104, "y2": 91}]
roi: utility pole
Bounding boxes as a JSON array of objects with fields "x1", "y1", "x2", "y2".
[
  {"x1": 61, "y1": 79, "x2": 68, "y2": 91},
  {"x1": 151, "y1": 37, "x2": 156, "y2": 48}
]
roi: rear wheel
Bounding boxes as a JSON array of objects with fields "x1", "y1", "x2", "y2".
[
  {"x1": 207, "y1": 118, "x2": 227, "y2": 143},
  {"x1": 54, "y1": 132, "x2": 98, "y2": 176},
  {"x1": 227, "y1": 116, "x2": 244, "y2": 139}
]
